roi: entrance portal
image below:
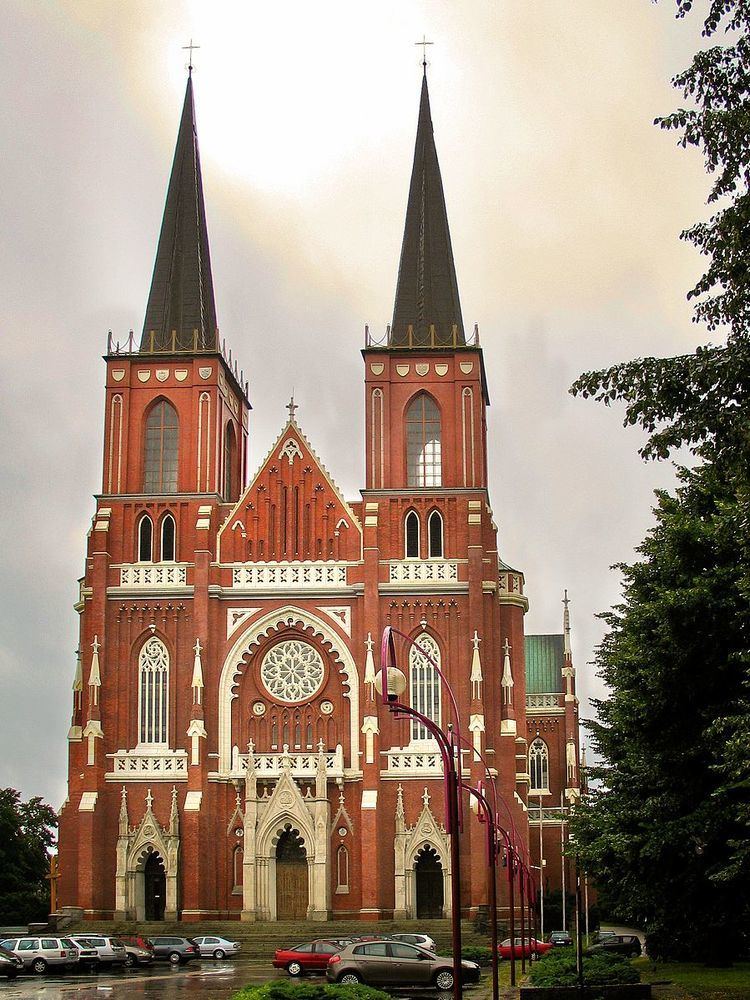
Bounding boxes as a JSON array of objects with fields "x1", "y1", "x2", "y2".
[
  {"x1": 275, "y1": 827, "x2": 308, "y2": 920},
  {"x1": 415, "y1": 845, "x2": 444, "y2": 919},
  {"x1": 144, "y1": 852, "x2": 166, "y2": 921}
]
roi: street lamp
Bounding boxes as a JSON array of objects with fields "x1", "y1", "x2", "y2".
[{"x1": 379, "y1": 627, "x2": 463, "y2": 1000}]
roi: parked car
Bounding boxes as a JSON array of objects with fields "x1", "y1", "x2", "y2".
[
  {"x1": 273, "y1": 939, "x2": 344, "y2": 976},
  {"x1": 70, "y1": 935, "x2": 127, "y2": 967},
  {"x1": 390, "y1": 932, "x2": 437, "y2": 953},
  {"x1": 0, "y1": 944, "x2": 24, "y2": 979},
  {"x1": 587, "y1": 934, "x2": 642, "y2": 958},
  {"x1": 548, "y1": 930, "x2": 572, "y2": 946},
  {"x1": 593, "y1": 930, "x2": 617, "y2": 943},
  {"x1": 121, "y1": 940, "x2": 155, "y2": 968},
  {"x1": 327, "y1": 940, "x2": 481, "y2": 990},
  {"x1": 1, "y1": 936, "x2": 79, "y2": 974},
  {"x1": 67, "y1": 939, "x2": 101, "y2": 968},
  {"x1": 191, "y1": 935, "x2": 241, "y2": 959},
  {"x1": 498, "y1": 937, "x2": 554, "y2": 960},
  {"x1": 148, "y1": 935, "x2": 199, "y2": 965}
]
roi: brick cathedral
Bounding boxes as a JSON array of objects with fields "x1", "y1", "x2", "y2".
[{"x1": 57, "y1": 68, "x2": 582, "y2": 922}]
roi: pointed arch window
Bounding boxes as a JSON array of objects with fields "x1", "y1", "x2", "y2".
[
  {"x1": 409, "y1": 632, "x2": 441, "y2": 743},
  {"x1": 233, "y1": 845, "x2": 244, "y2": 893},
  {"x1": 406, "y1": 394, "x2": 441, "y2": 487},
  {"x1": 223, "y1": 423, "x2": 238, "y2": 502},
  {"x1": 405, "y1": 510, "x2": 420, "y2": 559},
  {"x1": 137, "y1": 514, "x2": 153, "y2": 562},
  {"x1": 428, "y1": 510, "x2": 443, "y2": 558},
  {"x1": 529, "y1": 738, "x2": 550, "y2": 793},
  {"x1": 144, "y1": 400, "x2": 179, "y2": 493},
  {"x1": 138, "y1": 637, "x2": 169, "y2": 746},
  {"x1": 336, "y1": 845, "x2": 350, "y2": 893},
  {"x1": 160, "y1": 514, "x2": 176, "y2": 561}
]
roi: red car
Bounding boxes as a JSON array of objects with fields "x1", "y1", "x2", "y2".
[
  {"x1": 498, "y1": 937, "x2": 553, "y2": 960},
  {"x1": 273, "y1": 939, "x2": 344, "y2": 976}
]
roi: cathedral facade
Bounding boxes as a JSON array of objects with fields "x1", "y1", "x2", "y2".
[{"x1": 57, "y1": 70, "x2": 581, "y2": 923}]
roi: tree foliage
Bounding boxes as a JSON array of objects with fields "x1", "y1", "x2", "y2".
[
  {"x1": 568, "y1": 1, "x2": 750, "y2": 963},
  {"x1": 0, "y1": 788, "x2": 57, "y2": 925}
]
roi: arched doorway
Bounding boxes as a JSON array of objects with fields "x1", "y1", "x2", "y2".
[
  {"x1": 415, "y1": 845, "x2": 444, "y2": 919},
  {"x1": 144, "y1": 852, "x2": 166, "y2": 921},
  {"x1": 275, "y1": 826, "x2": 308, "y2": 920}
]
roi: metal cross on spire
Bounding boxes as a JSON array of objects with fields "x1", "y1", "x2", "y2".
[
  {"x1": 415, "y1": 35, "x2": 433, "y2": 71},
  {"x1": 286, "y1": 393, "x2": 298, "y2": 421},
  {"x1": 182, "y1": 38, "x2": 200, "y2": 74}
]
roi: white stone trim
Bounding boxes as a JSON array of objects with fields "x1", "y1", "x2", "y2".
[
  {"x1": 231, "y1": 561, "x2": 349, "y2": 591},
  {"x1": 388, "y1": 560, "x2": 459, "y2": 584}
]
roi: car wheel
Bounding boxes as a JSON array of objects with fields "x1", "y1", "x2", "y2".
[
  {"x1": 168, "y1": 952, "x2": 181, "y2": 965},
  {"x1": 32, "y1": 958, "x2": 48, "y2": 975},
  {"x1": 339, "y1": 972, "x2": 361, "y2": 985},
  {"x1": 287, "y1": 961, "x2": 303, "y2": 977},
  {"x1": 435, "y1": 970, "x2": 455, "y2": 991},
  {"x1": 213, "y1": 949, "x2": 225, "y2": 960}
]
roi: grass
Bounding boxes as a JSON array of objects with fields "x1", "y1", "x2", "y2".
[{"x1": 635, "y1": 957, "x2": 750, "y2": 999}]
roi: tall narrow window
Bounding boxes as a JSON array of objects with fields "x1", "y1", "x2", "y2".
[
  {"x1": 406, "y1": 394, "x2": 442, "y2": 487},
  {"x1": 160, "y1": 514, "x2": 175, "y2": 561},
  {"x1": 336, "y1": 845, "x2": 349, "y2": 892},
  {"x1": 405, "y1": 511, "x2": 420, "y2": 558},
  {"x1": 138, "y1": 636, "x2": 169, "y2": 746},
  {"x1": 138, "y1": 514, "x2": 153, "y2": 562},
  {"x1": 233, "y1": 846, "x2": 243, "y2": 892},
  {"x1": 428, "y1": 510, "x2": 443, "y2": 558},
  {"x1": 144, "y1": 400, "x2": 179, "y2": 493},
  {"x1": 223, "y1": 423, "x2": 238, "y2": 502},
  {"x1": 529, "y1": 738, "x2": 550, "y2": 793},
  {"x1": 409, "y1": 632, "x2": 441, "y2": 743}
]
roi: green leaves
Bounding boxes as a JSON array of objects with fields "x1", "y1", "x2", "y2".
[{"x1": 0, "y1": 788, "x2": 57, "y2": 925}]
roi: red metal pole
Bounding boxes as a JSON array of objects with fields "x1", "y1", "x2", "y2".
[
  {"x1": 508, "y1": 846, "x2": 517, "y2": 987},
  {"x1": 519, "y1": 860, "x2": 526, "y2": 974}
]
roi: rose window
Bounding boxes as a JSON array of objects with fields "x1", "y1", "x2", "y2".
[{"x1": 260, "y1": 639, "x2": 325, "y2": 703}]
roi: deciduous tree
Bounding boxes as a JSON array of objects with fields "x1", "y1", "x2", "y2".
[{"x1": 0, "y1": 788, "x2": 57, "y2": 925}]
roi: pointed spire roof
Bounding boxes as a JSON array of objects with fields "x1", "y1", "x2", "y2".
[
  {"x1": 390, "y1": 70, "x2": 465, "y2": 349},
  {"x1": 140, "y1": 74, "x2": 218, "y2": 353}
]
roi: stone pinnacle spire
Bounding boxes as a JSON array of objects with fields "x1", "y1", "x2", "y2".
[
  {"x1": 390, "y1": 68, "x2": 465, "y2": 349},
  {"x1": 140, "y1": 74, "x2": 218, "y2": 353}
]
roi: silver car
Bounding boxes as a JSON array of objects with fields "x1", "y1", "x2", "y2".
[
  {"x1": 191, "y1": 935, "x2": 241, "y2": 959},
  {"x1": 390, "y1": 932, "x2": 437, "y2": 954},
  {"x1": 3, "y1": 936, "x2": 79, "y2": 974},
  {"x1": 70, "y1": 935, "x2": 127, "y2": 967}
]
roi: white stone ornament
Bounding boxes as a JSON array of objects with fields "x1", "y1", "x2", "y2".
[
  {"x1": 137, "y1": 370, "x2": 151, "y2": 382},
  {"x1": 415, "y1": 363, "x2": 429, "y2": 376},
  {"x1": 156, "y1": 369, "x2": 169, "y2": 382},
  {"x1": 199, "y1": 367, "x2": 212, "y2": 379},
  {"x1": 370, "y1": 363, "x2": 385, "y2": 376},
  {"x1": 320, "y1": 700, "x2": 334, "y2": 715},
  {"x1": 175, "y1": 369, "x2": 188, "y2": 382},
  {"x1": 112, "y1": 369, "x2": 126, "y2": 382},
  {"x1": 435, "y1": 364, "x2": 449, "y2": 376},
  {"x1": 260, "y1": 639, "x2": 325, "y2": 703},
  {"x1": 395, "y1": 364, "x2": 409, "y2": 377},
  {"x1": 459, "y1": 361, "x2": 474, "y2": 374},
  {"x1": 252, "y1": 701, "x2": 266, "y2": 717}
]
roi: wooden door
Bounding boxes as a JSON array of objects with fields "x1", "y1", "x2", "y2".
[
  {"x1": 276, "y1": 860, "x2": 308, "y2": 919},
  {"x1": 415, "y1": 846, "x2": 444, "y2": 919}
]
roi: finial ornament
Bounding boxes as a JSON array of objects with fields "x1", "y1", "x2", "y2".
[
  {"x1": 415, "y1": 34, "x2": 433, "y2": 71},
  {"x1": 286, "y1": 393, "x2": 298, "y2": 422},
  {"x1": 182, "y1": 38, "x2": 200, "y2": 75}
]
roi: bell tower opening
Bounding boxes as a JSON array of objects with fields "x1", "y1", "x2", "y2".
[
  {"x1": 415, "y1": 844, "x2": 443, "y2": 919},
  {"x1": 275, "y1": 826, "x2": 308, "y2": 920}
]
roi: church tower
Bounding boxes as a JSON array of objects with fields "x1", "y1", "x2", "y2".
[{"x1": 360, "y1": 68, "x2": 529, "y2": 917}]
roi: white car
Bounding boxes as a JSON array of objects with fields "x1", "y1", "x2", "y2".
[
  {"x1": 2, "y1": 936, "x2": 79, "y2": 974},
  {"x1": 389, "y1": 932, "x2": 437, "y2": 954},
  {"x1": 191, "y1": 935, "x2": 241, "y2": 959},
  {"x1": 69, "y1": 935, "x2": 127, "y2": 967}
]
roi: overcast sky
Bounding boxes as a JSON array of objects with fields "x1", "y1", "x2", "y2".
[{"x1": 0, "y1": 1, "x2": 713, "y2": 808}]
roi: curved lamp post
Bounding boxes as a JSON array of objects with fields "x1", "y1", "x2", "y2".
[{"x1": 379, "y1": 626, "x2": 463, "y2": 1000}]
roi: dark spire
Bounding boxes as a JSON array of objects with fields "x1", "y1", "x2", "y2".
[
  {"x1": 390, "y1": 69, "x2": 465, "y2": 348},
  {"x1": 140, "y1": 75, "x2": 217, "y2": 352}
]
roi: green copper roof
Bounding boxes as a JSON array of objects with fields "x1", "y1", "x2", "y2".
[{"x1": 525, "y1": 634, "x2": 564, "y2": 693}]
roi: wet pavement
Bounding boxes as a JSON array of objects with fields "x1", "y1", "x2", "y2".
[{"x1": 1, "y1": 961, "x2": 487, "y2": 1000}]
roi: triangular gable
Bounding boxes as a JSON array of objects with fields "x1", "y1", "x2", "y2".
[{"x1": 219, "y1": 419, "x2": 362, "y2": 563}]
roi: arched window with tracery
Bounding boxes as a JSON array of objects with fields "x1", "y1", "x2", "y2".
[
  {"x1": 405, "y1": 510, "x2": 420, "y2": 558},
  {"x1": 428, "y1": 510, "x2": 443, "y2": 558},
  {"x1": 405, "y1": 394, "x2": 442, "y2": 487},
  {"x1": 529, "y1": 738, "x2": 550, "y2": 793},
  {"x1": 160, "y1": 514, "x2": 175, "y2": 561},
  {"x1": 137, "y1": 514, "x2": 153, "y2": 562},
  {"x1": 138, "y1": 636, "x2": 169, "y2": 746},
  {"x1": 144, "y1": 399, "x2": 179, "y2": 493},
  {"x1": 409, "y1": 632, "x2": 441, "y2": 743},
  {"x1": 336, "y1": 845, "x2": 349, "y2": 893},
  {"x1": 223, "y1": 423, "x2": 238, "y2": 502}
]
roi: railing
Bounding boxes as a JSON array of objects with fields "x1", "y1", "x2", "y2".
[
  {"x1": 107, "y1": 749, "x2": 189, "y2": 780},
  {"x1": 365, "y1": 322, "x2": 480, "y2": 349},
  {"x1": 383, "y1": 749, "x2": 444, "y2": 775},
  {"x1": 528, "y1": 805, "x2": 568, "y2": 823},
  {"x1": 388, "y1": 560, "x2": 459, "y2": 584},
  {"x1": 120, "y1": 564, "x2": 188, "y2": 588},
  {"x1": 526, "y1": 694, "x2": 561, "y2": 710},
  {"x1": 228, "y1": 745, "x2": 345, "y2": 779},
  {"x1": 231, "y1": 562, "x2": 349, "y2": 589}
]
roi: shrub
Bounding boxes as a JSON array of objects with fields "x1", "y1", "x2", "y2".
[
  {"x1": 461, "y1": 946, "x2": 494, "y2": 967},
  {"x1": 529, "y1": 950, "x2": 639, "y2": 988},
  {"x1": 232, "y1": 983, "x2": 392, "y2": 1000}
]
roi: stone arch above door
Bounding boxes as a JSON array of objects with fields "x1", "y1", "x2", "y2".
[{"x1": 115, "y1": 787, "x2": 180, "y2": 921}]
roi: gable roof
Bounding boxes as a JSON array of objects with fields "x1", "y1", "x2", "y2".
[{"x1": 525, "y1": 634, "x2": 565, "y2": 693}]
